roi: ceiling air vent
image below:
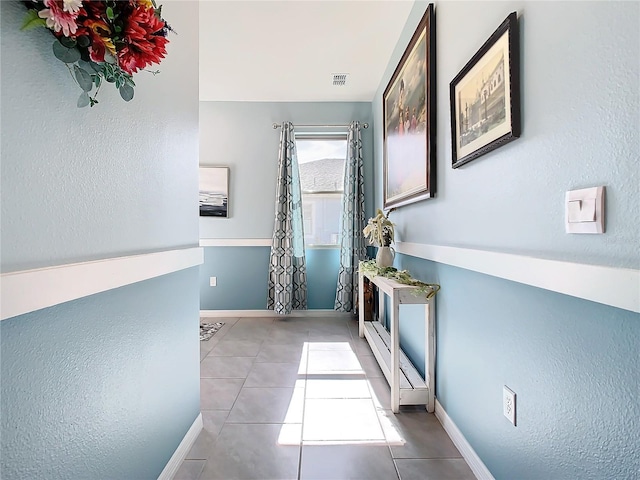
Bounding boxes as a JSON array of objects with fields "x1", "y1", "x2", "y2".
[{"x1": 332, "y1": 73, "x2": 348, "y2": 86}]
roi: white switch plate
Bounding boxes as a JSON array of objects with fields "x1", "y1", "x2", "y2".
[
  {"x1": 503, "y1": 386, "x2": 516, "y2": 426},
  {"x1": 209, "y1": 277, "x2": 217, "y2": 287},
  {"x1": 565, "y1": 186, "x2": 605, "y2": 234}
]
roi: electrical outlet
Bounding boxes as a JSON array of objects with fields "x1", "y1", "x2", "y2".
[
  {"x1": 503, "y1": 386, "x2": 516, "y2": 426},
  {"x1": 209, "y1": 277, "x2": 217, "y2": 287}
]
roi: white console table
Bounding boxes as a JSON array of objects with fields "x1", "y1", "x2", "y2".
[{"x1": 358, "y1": 268, "x2": 436, "y2": 413}]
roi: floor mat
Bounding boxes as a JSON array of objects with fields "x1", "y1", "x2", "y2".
[{"x1": 200, "y1": 322, "x2": 225, "y2": 341}]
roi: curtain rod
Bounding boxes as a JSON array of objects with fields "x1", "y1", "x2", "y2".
[{"x1": 272, "y1": 122, "x2": 369, "y2": 129}]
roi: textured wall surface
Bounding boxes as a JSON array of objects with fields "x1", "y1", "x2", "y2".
[
  {"x1": 374, "y1": 1, "x2": 639, "y2": 268},
  {"x1": 0, "y1": 1, "x2": 201, "y2": 478},
  {"x1": 200, "y1": 246, "x2": 340, "y2": 310},
  {"x1": 1, "y1": 1, "x2": 200, "y2": 272},
  {"x1": 0, "y1": 270, "x2": 201, "y2": 479},
  {"x1": 199, "y1": 101, "x2": 372, "y2": 311},
  {"x1": 396, "y1": 255, "x2": 640, "y2": 479},
  {"x1": 373, "y1": 1, "x2": 640, "y2": 479}
]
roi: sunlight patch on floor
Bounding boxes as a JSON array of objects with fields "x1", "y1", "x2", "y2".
[{"x1": 277, "y1": 341, "x2": 405, "y2": 447}]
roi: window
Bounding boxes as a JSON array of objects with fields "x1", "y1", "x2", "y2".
[{"x1": 295, "y1": 135, "x2": 348, "y2": 246}]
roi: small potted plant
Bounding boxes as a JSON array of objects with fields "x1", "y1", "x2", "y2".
[{"x1": 363, "y1": 208, "x2": 395, "y2": 267}]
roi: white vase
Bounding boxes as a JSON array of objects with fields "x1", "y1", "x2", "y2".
[{"x1": 376, "y1": 246, "x2": 395, "y2": 268}]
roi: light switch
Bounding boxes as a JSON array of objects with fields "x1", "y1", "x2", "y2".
[
  {"x1": 568, "y1": 199, "x2": 596, "y2": 223},
  {"x1": 565, "y1": 187, "x2": 605, "y2": 234}
]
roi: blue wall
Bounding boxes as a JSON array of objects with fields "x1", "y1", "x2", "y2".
[
  {"x1": 1, "y1": 2, "x2": 201, "y2": 478},
  {"x1": 395, "y1": 255, "x2": 640, "y2": 479},
  {"x1": 200, "y1": 246, "x2": 340, "y2": 310},
  {"x1": 200, "y1": 246, "x2": 271, "y2": 310},
  {"x1": 199, "y1": 101, "x2": 373, "y2": 310},
  {"x1": 1, "y1": 270, "x2": 200, "y2": 479},
  {"x1": 373, "y1": 1, "x2": 640, "y2": 479}
]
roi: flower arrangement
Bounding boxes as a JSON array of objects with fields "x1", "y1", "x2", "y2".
[
  {"x1": 21, "y1": 0, "x2": 173, "y2": 107},
  {"x1": 363, "y1": 208, "x2": 395, "y2": 247}
]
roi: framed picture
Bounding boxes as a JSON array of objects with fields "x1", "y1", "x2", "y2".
[
  {"x1": 199, "y1": 166, "x2": 229, "y2": 217},
  {"x1": 450, "y1": 12, "x2": 521, "y2": 168},
  {"x1": 383, "y1": 4, "x2": 436, "y2": 209}
]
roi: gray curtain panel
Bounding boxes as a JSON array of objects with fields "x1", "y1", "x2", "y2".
[
  {"x1": 335, "y1": 122, "x2": 366, "y2": 313},
  {"x1": 267, "y1": 122, "x2": 308, "y2": 314}
]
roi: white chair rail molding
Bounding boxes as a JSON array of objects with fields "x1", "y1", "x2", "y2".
[
  {"x1": 1, "y1": 247, "x2": 204, "y2": 321},
  {"x1": 394, "y1": 242, "x2": 639, "y2": 314}
]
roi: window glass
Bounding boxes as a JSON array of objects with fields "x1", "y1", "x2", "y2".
[{"x1": 296, "y1": 136, "x2": 348, "y2": 246}]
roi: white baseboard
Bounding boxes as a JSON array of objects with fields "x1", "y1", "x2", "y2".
[
  {"x1": 157, "y1": 413, "x2": 203, "y2": 480},
  {"x1": 435, "y1": 399, "x2": 494, "y2": 480},
  {"x1": 200, "y1": 309, "x2": 354, "y2": 319}
]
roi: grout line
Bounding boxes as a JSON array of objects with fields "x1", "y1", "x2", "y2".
[
  {"x1": 392, "y1": 458, "x2": 402, "y2": 480},
  {"x1": 296, "y1": 340, "x2": 310, "y2": 480},
  {"x1": 202, "y1": 317, "x2": 414, "y2": 478},
  {"x1": 213, "y1": 318, "x2": 266, "y2": 424},
  {"x1": 359, "y1": 332, "x2": 400, "y2": 479}
]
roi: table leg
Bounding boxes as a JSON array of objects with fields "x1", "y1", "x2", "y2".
[
  {"x1": 358, "y1": 271, "x2": 365, "y2": 338},
  {"x1": 426, "y1": 298, "x2": 436, "y2": 413},
  {"x1": 390, "y1": 292, "x2": 400, "y2": 413},
  {"x1": 378, "y1": 286, "x2": 385, "y2": 326}
]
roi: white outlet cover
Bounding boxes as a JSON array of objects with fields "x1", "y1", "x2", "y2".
[
  {"x1": 503, "y1": 386, "x2": 516, "y2": 426},
  {"x1": 209, "y1": 277, "x2": 217, "y2": 287}
]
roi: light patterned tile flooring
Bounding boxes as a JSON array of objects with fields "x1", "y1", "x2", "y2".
[{"x1": 175, "y1": 316, "x2": 476, "y2": 480}]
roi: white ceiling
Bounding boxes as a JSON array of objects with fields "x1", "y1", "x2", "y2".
[{"x1": 199, "y1": 1, "x2": 414, "y2": 102}]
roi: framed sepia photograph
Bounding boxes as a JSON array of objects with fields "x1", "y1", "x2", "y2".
[
  {"x1": 383, "y1": 4, "x2": 436, "y2": 209},
  {"x1": 450, "y1": 12, "x2": 521, "y2": 168},
  {"x1": 199, "y1": 166, "x2": 229, "y2": 217}
]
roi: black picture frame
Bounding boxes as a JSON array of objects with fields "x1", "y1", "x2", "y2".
[
  {"x1": 383, "y1": 4, "x2": 436, "y2": 209},
  {"x1": 450, "y1": 12, "x2": 521, "y2": 168}
]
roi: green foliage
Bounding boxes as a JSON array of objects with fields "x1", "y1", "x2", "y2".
[
  {"x1": 77, "y1": 92, "x2": 90, "y2": 108},
  {"x1": 59, "y1": 36, "x2": 77, "y2": 48},
  {"x1": 52, "y1": 48, "x2": 137, "y2": 107},
  {"x1": 359, "y1": 260, "x2": 441, "y2": 300},
  {"x1": 52, "y1": 40, "x2": 80, "y2": 63},
  {"x1": 20, "y1": 10, "x2": 46, "y2": 31},
  {"x1": 74, "y1": 66, "x2": 93, "y2": 92},
  {"x1": 119, "y1": 84, "x2": 134, "y2": 102},
  {"x1": 77, "y1": 36, "x2": 91, "y2": 48}
]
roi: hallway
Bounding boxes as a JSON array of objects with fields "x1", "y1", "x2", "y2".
[{"x1": 175, "y1": 316, "x2": 475, "y2": 480}]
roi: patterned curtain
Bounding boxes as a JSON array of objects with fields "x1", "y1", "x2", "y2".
[
  {"x1": 335, "y1": 122, "x2": 366, "y2": 313},
  {"x1": 267, "y1": 122, "x2": 308, "y2": 315}
]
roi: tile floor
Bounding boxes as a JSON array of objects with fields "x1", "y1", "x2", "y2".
[{"x1": 175, "y1": 316, "x2": 476, "y2": 480}]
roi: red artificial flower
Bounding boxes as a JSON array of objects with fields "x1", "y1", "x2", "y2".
[
  {"x1": 80, "y1": 0, "x2": 107, "y2": 17},
  {"x1": 78, "y1": 19, "x2": 116, "y2": 63},
  {"x1": 117, "y1": 6, "x2": 169, "y2": 74}
]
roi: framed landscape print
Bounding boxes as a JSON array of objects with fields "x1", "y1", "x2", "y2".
[
  {"x1": 450, "y1": 12, "x2": 521, "y2": 168},
  {"x1": 383, "y1": 4, "x2": 436, "y2": 209},
  {"x1": 199, "y1": 166, "x2": 229, "y2": 217}
]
